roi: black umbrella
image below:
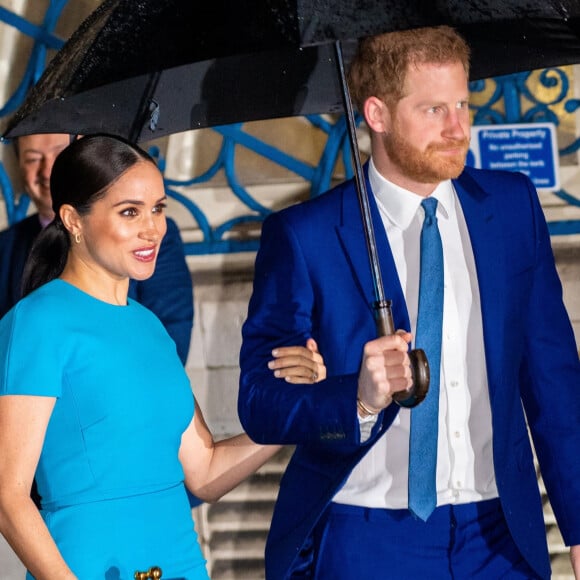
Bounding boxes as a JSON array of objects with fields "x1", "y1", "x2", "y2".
[
  {"x1": 4, "y1": 0, "x2": 580, "y2": 141},
  {"x1": 5, "y1": 0, "x2": 580, "y2": 405}
]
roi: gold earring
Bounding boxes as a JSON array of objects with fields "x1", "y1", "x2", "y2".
[{"x1": 74, "y1": 233, "x2": 81, "y2": 244}]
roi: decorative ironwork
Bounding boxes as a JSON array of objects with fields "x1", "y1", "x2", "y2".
[
  {"x1": 1, "y1": 2, "x2": 579, "y2": 255},
  {"x1": 470, "y1": 69, "x2": 580, "y2": 235}
]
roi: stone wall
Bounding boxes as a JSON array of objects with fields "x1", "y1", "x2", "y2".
[{"x1": 185, "y1": 257, "x2": 256, "y2": 437}]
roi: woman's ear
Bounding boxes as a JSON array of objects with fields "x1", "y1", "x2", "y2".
[
  {"x1": 59, "y1": 204, "x2": 82, "y2": 239},
  {"x1": 363, "y1": 96, "x2": 391, "y2": 134}
]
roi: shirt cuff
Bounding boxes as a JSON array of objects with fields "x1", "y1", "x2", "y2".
[{"x1": 358, "y1": 413, "x2": 379, "y2": 443}]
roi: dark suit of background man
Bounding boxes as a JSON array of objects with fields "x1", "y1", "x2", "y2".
[
  {"x1": 239, "y1": 26, "x2": 580, "y2": 579},
  {"x1": 0, "y1": 133, "x2": 194, "y2": 364}
]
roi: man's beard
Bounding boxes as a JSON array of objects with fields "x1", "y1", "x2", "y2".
[{"x1": 383, "y1": 127, "x2": 469, "y2": 184}]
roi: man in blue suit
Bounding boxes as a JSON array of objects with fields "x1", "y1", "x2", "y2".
[
  {"x1": 0, "y1": 133, "x2": 194, "y2": 364},
  {"x1": 239, "y1": 26, "x2": 580, "y2": 579}
]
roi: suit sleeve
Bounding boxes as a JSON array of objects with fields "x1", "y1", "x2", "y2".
[
  {"x1": 130, "y1": 217, "x2": 193, "y2": 365},
  {"x1": 517, "y1": 176, "x2": 580, "y2": 545},
  {"x1": 239, "y1": 211, "x2": 364, "y2": 448}
]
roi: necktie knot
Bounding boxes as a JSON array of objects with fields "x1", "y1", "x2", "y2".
[{"x1": 421, "y1": 197, "x2": 438, "y2": 225}]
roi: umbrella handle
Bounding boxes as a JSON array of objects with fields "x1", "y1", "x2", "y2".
[{"x1": 375, "y1": 300, "x2": 429, "y2": 408}]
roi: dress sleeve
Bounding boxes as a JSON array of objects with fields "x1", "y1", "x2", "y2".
[{"x1": 0, "y1": 304, "x2": 63, "y2": 397}]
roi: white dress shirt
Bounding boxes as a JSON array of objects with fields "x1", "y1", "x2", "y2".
[{"x1": 334, "y1": 159, "x2": 499, "y2": 509}]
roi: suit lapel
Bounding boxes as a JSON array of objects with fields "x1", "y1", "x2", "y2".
[
  {"x1": 453, "y1": 171, "x2": 508, "y2": 401},
  {"x1": 336, "y1": 165, "x2": 411, "y2": 334}
]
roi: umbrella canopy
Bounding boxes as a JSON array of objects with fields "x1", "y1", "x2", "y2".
[{"x1": 4, "y1": 0, "x2": 580, "y2": 141}]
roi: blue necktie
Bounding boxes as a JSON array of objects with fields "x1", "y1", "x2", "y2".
[{"x1": 408, "y1": 197, "x2": 444, "y2": 521}]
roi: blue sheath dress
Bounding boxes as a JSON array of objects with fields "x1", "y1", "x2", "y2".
[{"x1": 0, "y1": 279, "x2": 208, "y2": 580}]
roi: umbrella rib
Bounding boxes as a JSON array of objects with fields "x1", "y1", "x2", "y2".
[{"x1": 129, "y1": 70, "x2": 161, "y2": 142}]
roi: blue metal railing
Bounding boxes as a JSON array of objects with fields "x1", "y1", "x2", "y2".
[{"x1": 1, "y1": 2, "x2": 579, "y2": 253}]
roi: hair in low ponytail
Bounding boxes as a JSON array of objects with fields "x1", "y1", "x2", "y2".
[
  {"x1": 21, "y1": 219, "x2": 70, "y2": 298},
  {"x1": 20, "y1": 133, "x2": 154, "y2": 297}
]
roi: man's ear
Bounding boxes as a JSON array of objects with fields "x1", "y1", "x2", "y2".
[
  {"x1": 60, "y1": 204, "x2": 82, "y2": 238},
  {"x1": 363, "y1": 96, "x2": 391, "y2": 134}
]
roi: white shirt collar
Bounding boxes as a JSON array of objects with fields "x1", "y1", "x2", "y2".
[{"x1": 368, "y1": 156, "x2": 456, "y2": 229}]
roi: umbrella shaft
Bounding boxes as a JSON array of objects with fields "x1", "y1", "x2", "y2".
[{"x1": 333, "y1": 41, "x2": 387, "y2": 310}]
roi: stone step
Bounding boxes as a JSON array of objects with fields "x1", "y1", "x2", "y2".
[
  {"x1": 197, "y1": 450, "x2": 290, "y2": 579},
  {"x1": 209, "y1": 559, "x2": 266, "y2": 580},
  {"x1": 203, "y1": 501, "x2": 275, "y2": 532},
  {"x1": 209, "y1": 530, "x2": 269, "y2": 560},
  {"x1": 220, "y1": 472, "x2": 283, "y2": 503}
]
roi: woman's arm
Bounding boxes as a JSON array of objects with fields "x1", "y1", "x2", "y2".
[
  {"x1": 179, "y1": 340, "x2": 325, "y2": 502},
  {"x1": 0, "y1": 395, "x2": 77, "y2": 580},
  {"x1": 571, "y1": 544, "x2": 580, "y2": 579},
  {"x1": 179, "y1": 399, "x2": 281, "y2": 503}
]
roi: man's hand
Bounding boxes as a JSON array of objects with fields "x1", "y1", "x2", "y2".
[{"x1": 357, "y1": 331, "x2": 413, "y2": 414}]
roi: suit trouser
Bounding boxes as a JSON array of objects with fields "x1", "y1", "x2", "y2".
[{"x1": 309, "y1": 498, "x2": 541, "y2": 579}]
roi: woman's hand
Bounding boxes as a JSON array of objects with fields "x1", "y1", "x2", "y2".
[{"x1": 268, "y1": 338, "x2": 327, "y2": 384}]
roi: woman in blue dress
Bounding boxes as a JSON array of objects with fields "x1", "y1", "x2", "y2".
[{"x1": 0, "y1": 134, "x2": 325, "y2": 580}]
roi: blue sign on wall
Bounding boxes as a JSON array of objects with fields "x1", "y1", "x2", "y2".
[{"x1": 467, "y1": 123, "x2": 560, "y2": 190}]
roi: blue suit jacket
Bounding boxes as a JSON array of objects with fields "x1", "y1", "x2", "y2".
[
  {"x1": 239, "y1": 165, "x2": 580, "y2": 579},
  {"x1": 0, "y1": 214, "x2": 193, "y2": 364}
]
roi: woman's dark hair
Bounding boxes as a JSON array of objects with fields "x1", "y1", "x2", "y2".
[{"x1": 21, "y1": 134, "x2": 155, "y2": 297}]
